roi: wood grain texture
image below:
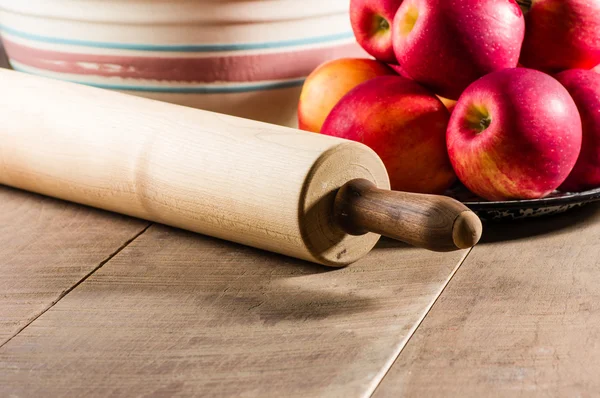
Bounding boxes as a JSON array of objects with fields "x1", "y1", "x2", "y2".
[
  {"x1": 0, "y1": 186, "x2": 149, "y2": 344},
  {"x1": 375, "y1": 204, "x2": 600, "y2": 397},
  {"x1": 334, "y1": 179, "x2": 482, "y2": 252},
  {"x1": 0, "y1": 68, "x2": 392, "y2": 266},
  {"x1": 0, "y1": 224, "x2": 469, "y2": 397}
]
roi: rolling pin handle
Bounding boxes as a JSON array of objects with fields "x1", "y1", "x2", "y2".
[{"x1": 334, "y1": 179, "x2": 483, "y2": 252}]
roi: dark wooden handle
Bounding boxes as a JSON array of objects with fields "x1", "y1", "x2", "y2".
[{"x1": 334, "y1": 179, "x2": 483, "y2": 252}]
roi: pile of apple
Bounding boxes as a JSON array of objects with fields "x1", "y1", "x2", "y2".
[{"x1": 298, "y1": 0, "x2": 600, "y2": 201}]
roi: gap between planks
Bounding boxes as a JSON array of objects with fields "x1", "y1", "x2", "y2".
[
  {"x1": 0, "y1": 221, "x2": 473, "y2": 394},
  {"x1": 365, "y1": 247, "x2": 474, "y2": 398},
  {"x1": 0, "y1": 223, "x2": 153, "y2": 349}
]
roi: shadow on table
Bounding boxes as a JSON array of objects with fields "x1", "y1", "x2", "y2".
[
  {"x1": 480, "y1": 203, "x2": 600, "y2": 244},
  {"x1": 374, "y1": 237, "x2": 412, "y2": 250},
  {"x1": 138, "y1": 226, "x2": 385, "y2": 323}
]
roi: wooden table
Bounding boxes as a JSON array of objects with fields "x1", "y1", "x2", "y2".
[
  {"x1": 1, "y1": 44, "x2": 599, "y2": 397},
  {"x1": 1, "y1": 184, "x2": 599, "y2": 397}
]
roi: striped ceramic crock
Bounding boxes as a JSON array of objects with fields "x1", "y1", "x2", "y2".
[{"x1": 0, "y1": 0, "x2": 364, "y2": 127}]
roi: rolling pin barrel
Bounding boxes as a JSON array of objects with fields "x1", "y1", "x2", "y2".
[{"x1": 0, "y1": 69, "x2": 481, "y2": 266}]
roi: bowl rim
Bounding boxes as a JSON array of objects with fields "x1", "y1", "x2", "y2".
[{"x1": 0, "y1": 0, "x2": 351, "y2": 25}]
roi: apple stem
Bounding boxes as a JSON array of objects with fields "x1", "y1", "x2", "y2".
[
  {"x1": 374, "y1": 15, "x2": 390, "y2": 32},
  {"x1": 479, "y1": 117, "x2": 491, "y2": 132},
  {"x1": 516, "y1": 0, "x2": 532, "y2": 13},
  {"x1": 380, "y1": 18, "x2": 390, "y2": 31}
]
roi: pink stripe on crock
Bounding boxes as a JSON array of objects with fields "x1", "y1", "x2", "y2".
[{"x1": 2, "y1": 39, "x2": 365, "y2": 82}]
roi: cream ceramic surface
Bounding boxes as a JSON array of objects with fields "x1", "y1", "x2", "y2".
[{"x1": 0, "y1": 0, "x2": 364, "y2": 127}]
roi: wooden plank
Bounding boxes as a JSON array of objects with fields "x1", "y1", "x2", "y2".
[
  {"x1": 374, "y1": 203, "x2": 600, "y2": 397},
  {"x1": 0, "y1": 186, "x2": 149, "y2": 344},
  {"x1": 0, "y1": 224, "x2": 469, "y2": 397}
]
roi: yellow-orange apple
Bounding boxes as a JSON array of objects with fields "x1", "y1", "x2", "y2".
[
  {"x1": 298, "y1": 58, "x2": 394, "y2": 133},
  {"x1": 438, "y1": 96, "x2": 457, "y2": 113}
]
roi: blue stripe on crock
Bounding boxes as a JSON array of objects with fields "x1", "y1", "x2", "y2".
[
  {"x1": 10, "y1": 63, "x2": 306, "y2": 93},
  {"x1": 0, "y1": 25, "x2": 355, "y2": 52}
]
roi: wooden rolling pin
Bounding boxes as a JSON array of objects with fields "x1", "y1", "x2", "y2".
[{"x1": 0, "y1": 69, "x2": 481, "y2": 266}]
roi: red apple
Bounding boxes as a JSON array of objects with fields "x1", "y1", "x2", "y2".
[
  {"x1": 321, "y1": 75, "x2": 455, "y2": 194},
  {"x1": 350, "y1": 0, "x2": 404, "y2": 63},
  {"x1": 390, "y1": 64, "x2": 459, "y2": 112},
  {"x1": 555, "y1": 69, "x2": 600, "y2": 192},
  {"x1": 519, "y1": 0, "x2": 600, "y2": 72},
  {"x1": 298, "y1": 58, "x2": 395, "y2": 133},
  {"x1": 392, "y1": 0, "x2": 525, "y2": 100},
  {"x1": 390, "y1": 65, "x2": 459, "y2": 112},
  {"x1": 447, "y1": 68, "x2": 582, "y2": 201}
]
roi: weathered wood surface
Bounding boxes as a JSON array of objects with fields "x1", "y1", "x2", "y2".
[
  {"x1": 0, "y1": 186, "x2": 149, "y2": 345},
  {"x1": 0, "y1": 222, "x2": 468, "y2": 397},
  {"x1": 0, "y1": 47, "x2": 467, "y2": 396},
  {"x1": 375, "y1": 204, "x2": 600, "y2": 397}
]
